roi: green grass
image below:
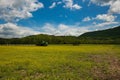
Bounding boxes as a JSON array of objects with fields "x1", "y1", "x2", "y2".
[{"x1": 0, "y1": 45, "x2": 120, "y2": 80}]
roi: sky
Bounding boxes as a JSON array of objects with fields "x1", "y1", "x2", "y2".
[{"x1": 0, "y1": 0, "x2": 120, "y2": 38}]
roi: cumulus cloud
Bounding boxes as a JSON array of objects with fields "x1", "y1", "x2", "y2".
[
  {"x1": 90, "y1": 0, "x2": 120, "y2": 14},
  {"x1": 49, "y1": 0, "x2": 81, "y2": 10},
  {"x1": 109, "y1": 0, "x2": 120, "y2": 14},
  {"x1": 95, "y1": 14, "x2": 116, "y2": 22},
  {"x1": 41, "y1": 22, "x2": 120, "y2": 36},
  {"x1": 0, "y1": 23, "x2": 39, "y2": 38},
  {"x1": 38, "y1": 22, "x2": 119, "y2": 37},
  {"x1": 82, "y1": 17, "x2": 91, "y2": 22},
  {"x1": 41, "y1": 23, "x2": 89, "y2": 36},
  {"x1": 49, "y1": 2, "x2": 56, "y2": 9},
  {"x1": 0, "y1": 0, "x2": 44, "y2": 22},
  {"x1": 0, "y1": 23, "x2": 90, "y2": 38},
  {"x1": 0, "y1": 22, "x2": 119, "y2": 38},
  {"x1": 63, "y1": 0, "x2": 82, "y2": 10},
  {"x1": 82, "y1": 14, "x2": 116, "y2": 22},
  {"x1": 82, "y1": 14, "x2": 116, "y2": 23}
]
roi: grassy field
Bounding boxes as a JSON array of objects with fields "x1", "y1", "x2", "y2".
[{"x1": 0, "y1": 45, "x2": 120, "y2": 80}]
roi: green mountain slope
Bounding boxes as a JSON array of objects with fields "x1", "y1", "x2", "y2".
[{"x1": 80, "y1": 26, "x2": 120, "y2": 39}]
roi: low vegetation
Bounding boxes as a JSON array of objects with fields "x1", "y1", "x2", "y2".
[
  {"x1": 36, "y1": 41, "x2": 48, "y2": 46},
  {"x1": 0, "y1": 45, "x2": 120, "y2": 80}
]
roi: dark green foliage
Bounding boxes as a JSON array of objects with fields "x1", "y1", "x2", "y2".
[
  {"x1": 0, "y1": 26, "x2": 120, "y2": 44},
  {"x1": 80, "y1": 26, "x2": 120, "y2": 39},
  {"x1": 78, "y1": 26, "x2": 120, "y2": 44},
  {"x1": 36, "y1": 41, "x2": 48, "y2": 46}
]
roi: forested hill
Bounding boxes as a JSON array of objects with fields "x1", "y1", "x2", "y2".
[
  {"x1": 0, "y1": 26, "x2": 120, "y2": 44},
  {"x1": 80, "y1": 26, "x2": 120, "y2": 39}
]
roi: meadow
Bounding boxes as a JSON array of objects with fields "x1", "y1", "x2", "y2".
[{"x1": 0, "y1": 45, "x2": 120, "y2": 80}]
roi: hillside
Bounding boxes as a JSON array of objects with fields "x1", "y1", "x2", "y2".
[
  {"x1": 0, "y1": 26, "x2": 120, "y2": 44},
  {"x1": 80, "y1": 26, "x2": 120, "y2": 39}
]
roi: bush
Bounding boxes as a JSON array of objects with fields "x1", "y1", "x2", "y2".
[{"x1": 36, "y1": 41, "x2": 48, "y2": 46}]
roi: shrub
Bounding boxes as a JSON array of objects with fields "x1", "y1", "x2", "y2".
[{"x1": 36, "y1": 41, "x2": 48, "y2": 46}]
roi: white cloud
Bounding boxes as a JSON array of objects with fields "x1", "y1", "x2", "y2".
[
  {"x1": 72, "y1": 4, "x2": 81, "y2": 10},
  {"x1": 90, "y1": 0, "x2": 120, "y2": 14},
  {"x1": 58, "y1": 24, "x2": 69, "y2": 30},
  {"x1": 0, "y1": 22, "x2": 119, "y2": 38},
  {"x1": 49, "y1": 0, "x2": 81, "y2": 10},
  {"x1": 109, "y1": 0, "x2": 120, "y2": 14},
  {"x1": 90, "y1": 0, "x2": 115, "y2": 6},
  {"x1": 95, "y1": 21, "x2": 119, "y2": 27},
  {"x1": 87, "y1": 21, "x2": 119, "y2": 31},
  {"x1": 82, "y1": 14, "x2": 116, "y2": 22},
  {"x1": 95, "y1": 14, "x2": 116, "y2": 22},
  {"x1": 57, "y1": 1, "x2": 62, "y2": 5},
  {"x1": 49, "y1": 2, "x2": 56, "y2": 9},
  {"x1": 41, "y1": 23, "x2": 89, "y2": 36},
  {"x1": 0, "y1": 0, "x2": 44, "y2": 22},
  {"x1": 0, "y1": 23, "x2": 39, "y2": 38},
  {"x1": 82, "y1": 17, "x2": 91, "y2": 21},
  {"x1": 63, "y1": 0, "x2": 82, "y2": 10}
]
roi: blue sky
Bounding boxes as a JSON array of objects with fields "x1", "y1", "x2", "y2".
[{"x1": 0, "y1": 0, "x2": 120, "y2": 38}]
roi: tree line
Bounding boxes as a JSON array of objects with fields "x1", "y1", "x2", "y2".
[{"x1": 0, "y1": 34, "x2": 120, "y2": 45}]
